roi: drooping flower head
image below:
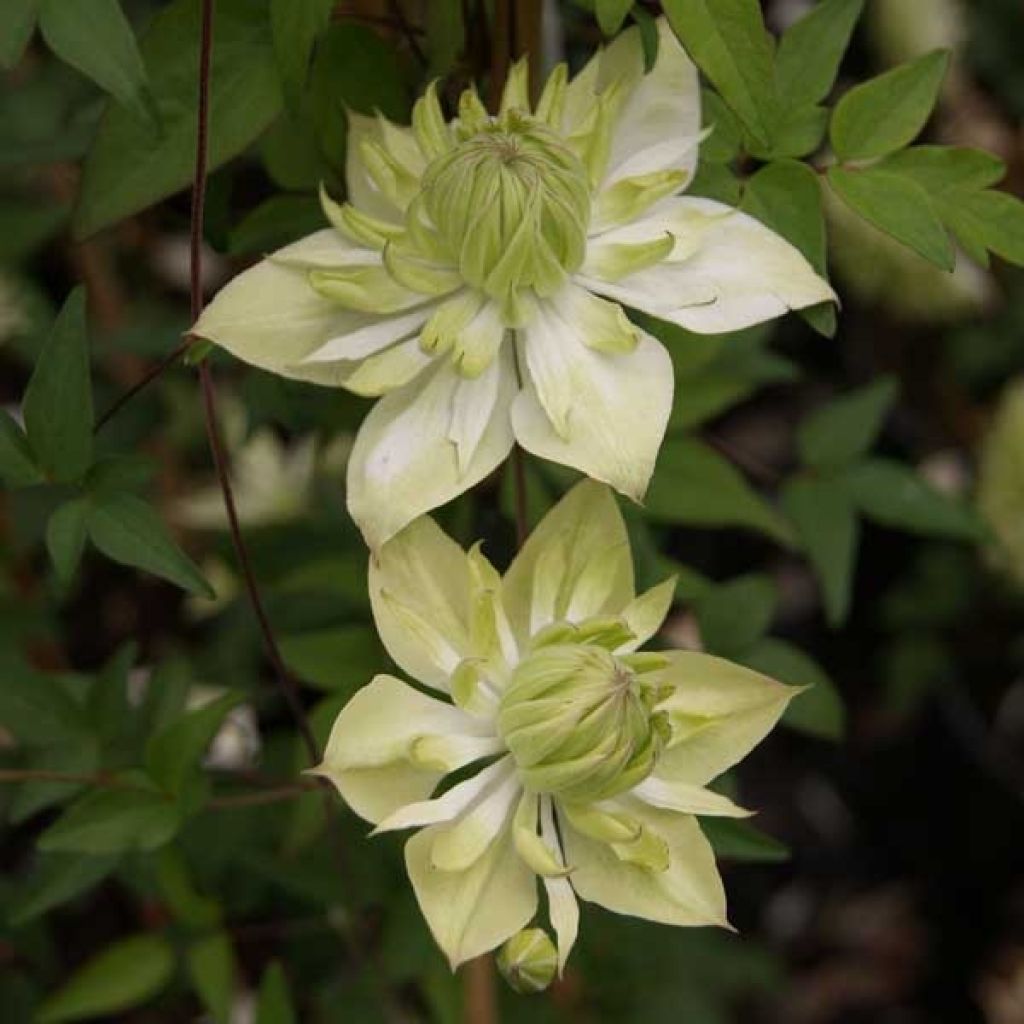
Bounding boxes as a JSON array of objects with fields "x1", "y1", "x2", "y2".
[
  {"x1": 194, "y1": 19, "x2": 834, "y2": 548},
  {"x1": 312, "y1": 482, "x2": 798, "y2": 972}
]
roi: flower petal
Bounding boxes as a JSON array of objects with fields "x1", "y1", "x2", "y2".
[
  {"x1": 347, "y1": 345, "x2": 517, "y2": 549},
  {"x1": 368, "y1": 517, "x2": 474, "y2": 689},
  {"x1": 405, "y1": 822, "x2": 538, "y2": 969},
  {"x1": 313, "y1": 674, "x2": 484, "y2": 825},
  {"x1": 512, "y1": 291, "x2": 672, "y2": 502},
  {"x1": 563, "y1": 799, "x2": 728, "y2": 928},
  {"x1": 192, "y1": 231, "x2": 397, "y2": 387},
  {"x1": 654, "y1": 652, "x2": 798, "y2": 786},
  {"x1": 346, "y1": 110, "x2": 424, "y2": 223},
  {"x1": 374, "y1": 757, "x2": 513, "y2": 834},
  {"x1": 541, "y1": 798, "x2": 579, "y2": 972},
  {"x1": 601, "y1": 18, "x2": 701, "y2": 189},
  {"x1": 618, "y1": 577, "x2": 676, "y2": 652},
  {"x1": 429, "y1": 768, "x2": 521, "y2": 871},
  {"x1": 631, "y1": 777, "x2": 752, "y2": 818},
  {"x1": 582, "y1": 197, "x2": 837, "y2": 334},
  {"x1": 301, "y1": 305, "x2": 436, "y2": 363},
  {"x1": 501, "y1": 480, "x2": 635, "y2": 645}
]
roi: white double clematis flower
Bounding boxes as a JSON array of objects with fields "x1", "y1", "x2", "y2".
[
  {"x1": 193, "y1": 19, "x2": 834, "y2": 548},
  {"x1": 313, "y1": 481, "x2": 798, "y2": 971}
]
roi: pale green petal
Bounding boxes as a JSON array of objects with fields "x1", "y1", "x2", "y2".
[
  {"x1": 653, "y1": 652, "x2": 798, "y2": 786},
  {"x1": 631, "y1": 777, "x2": 752, "y2": 818},
  {"x1": 512, "y1": 295, "x2": 672, "y2": 503},
  {"x1": 348, "y1": 345, "x2": 517, "y2": 549},
  {"x1": 342, "y1": 336, "x2": 435, "y2": 397},
  {"x1": 563, "y1": 800, "x2": 728, "y2": 928},
  {"x1": 561, "y1": 22, "x2": 643, "y2": 136},
  {"x1": 406, "y1": 822, "x2": 538, "y2": 969},
  {"x1": 541, "y1": 798, "x2": 579, "y2": 972},
  {"x1": 582, "y1": 197, "x2": 837, "y2": 334},
  {"x1": 501, "y1": 480, "x2": 635, "y2": 645},
  {"x1": 368, "y1": 517, "x2": 474, "y2": 690},
  {"x1": 313, "y1": 674, "x2": 483, "y2": 825},
  {"x1": 192, "y1": 231, "x2": 391, "y2": 387},
  {"x1": 430, "y1": 770, "x2": 520, "y2": 871},
  {"x1": 345, "y1": 110, "x2": 423, "y2": 223},
  {"x1": 618, "y1": 577, "x2": 676, "y2": 652},
  {"x1": 301, "y1": 305, "x2": 436, "y2": 364},
  {"x1": 601, "y1": 18, "x2": 701, "y2": 188},
  {"x1": 374, "y1": 757, "x2": 512, "y2": 834}
]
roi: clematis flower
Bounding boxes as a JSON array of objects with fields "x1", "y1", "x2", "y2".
[
  {"x1": 312, "y1": 481, "x2": 798, "y2": 971},
  {"x1": 193, "y1": 19, "x2": 834, "y2": 548}
]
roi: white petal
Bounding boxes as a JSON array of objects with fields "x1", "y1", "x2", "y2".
[
  {"x1": 301, "y1": 305, "x2": 435, "y2": 363},
  {"x1": 583, "y1": 197, "x2": 837, "y2": 335},
  {"x1": 562, "y1": 799, "x2": 728, "y2": 928},
  {"x1": 512, "y1": 290, "x2": 673, "y2": 502},
  {"x1": 541, "y1": 798, "x2": 579, "y2": 972},
  {"x1": 342, "y1": 335, "x2": 435, "y2": 397},
  {"x1": 601, "y1": 18, "x2": 701, "y2": 188},
  {"x1": 347, "y1": 345, "x2": 517, "y2": 549},
  {"x1": 631, "y1": 777, "x2": 752, "y2": 818},
  {"x1": 374, "y1": 757, "x2": 513, "y2": 834},
  {"x1": 313, "y1": 674, "x2": 483, "y2": 825},
  {"x1": 192, "y1": 232, "x2": 392, "y2": 387},
  {"x1": 448, "y1": 350, "x2": 504, "y2": 474},
  {"x1": 368, "y1": 516, "x2": 474, "y2": 690},
  {"x1": 501, "y1": 480, "x2": 635, "y2": 645},
  {"x1": 405, "y1": 822, "x2": 537, "y2": 969},
  {"x1": 429, "y1": 768, "x2": 521, "y2": 871}
]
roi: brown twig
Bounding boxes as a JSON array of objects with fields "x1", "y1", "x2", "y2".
[
  {"x1": 94, "y1": 337, "x2": 193, "y2": 433},
  {"x1": 0, "y1": 769, "x2": 145, "y2": 790},
  {"x1": 385, "y1": 0, "x2": 428, "y2": 66},
  {"x1": 208, "y1": 782, "x2": 318, "y2": 809}
]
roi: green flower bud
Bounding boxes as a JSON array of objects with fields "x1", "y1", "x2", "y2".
[
  {"x1": 497, "y1": 928, "x2": 558, "y2": 994},
  {"x1": 497, "y1": 644, "x2": 668, "y2": 803},
  {"x1": 419, "y1": 110, "x2": 591, "y2": 311}
]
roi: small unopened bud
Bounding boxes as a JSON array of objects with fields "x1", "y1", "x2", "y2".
[
  {"x1": 496, "y1": 928, "x2": 558, "y2": 994},
  {"x1": 498, "y1": 644, "x2": 667, "y2": 803}
]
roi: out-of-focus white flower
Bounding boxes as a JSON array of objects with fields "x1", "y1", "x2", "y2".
[
  {"x1": 193, "y1": 19, "x2": 834, "y2": 549},
  {"x1": 312, "y1": 481, "x2": 797, "y2": 971},
  {"x1": 978, "y1": 381, "x2": 1024, "y2": 586}
]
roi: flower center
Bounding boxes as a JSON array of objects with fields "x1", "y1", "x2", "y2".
[
  {"x1": 497, "y1": 644, "x2": 667, "y2": 804},
  {"x1": 418, "y1": 110, "x2": 591, "y2": 303}
]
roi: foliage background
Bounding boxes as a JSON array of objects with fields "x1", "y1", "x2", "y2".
[{"x1": 1, "y1": 0, "x2": 1023, "y2": 1021}]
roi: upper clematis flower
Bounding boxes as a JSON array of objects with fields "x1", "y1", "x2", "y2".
[
  {"x1": 192, "y1": 19, "x2": 834, "y2": 548},
  {"x1": 312, "y1": 481, "x2": 798, "y2": 971}
]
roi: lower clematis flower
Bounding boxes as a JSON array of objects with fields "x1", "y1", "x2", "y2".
[
  {"x1": 193, "y1": 18, "x2": 834, "y2": 549},
  {"x1": 312, "y1": 481, "x2": 798, "y2": 971}
]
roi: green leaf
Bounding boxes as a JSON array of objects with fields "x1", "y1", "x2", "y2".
[
  {"x1": 662, "y1": 0, "x2": 777, "y2": 149},
  {"x1": 87, "y1": 644, "x2": 137, "y2": 748},
  {"x1": 86, "y1": 491, "x2": 214, "y2": 596},
  {"x1": 38, "y1": 784, "x2": 181, "y2": 854},
  {"x1": 830, "y1": 49, "x2": 949, "y2": 161},
  {"x1": 85, "y1": 454, "x2": 157, "y2": 495},
  {"x1": 279, "y1": 625, "x2": 386, "y2": 691},
  {"x1": 782, "y1": 476, "x2": 860, "y2": 626},
  {"x1": 764, "y1": 102, "x2": 828, "y2": 160},
  {"x1": 939, "y1": 188, "x2": 1024, "y2": 268},
  {"x1": 827, "y1": 165, "x2": 954, "y2": 270},
  {"x1": 695, "y1": 575, "x2": 777, "y2": 655},
  {"x1": 687, "y1": 159, "x2": 743, "y2": 205},
  {"x1": 743, "y1": 637, "x2": 845, "y2": 740},
  {"x1": 155, "y1": 847, "x2": 222, "y2": 929},
  {"x1": 0, "y1": 0, "x2": 39, "y2": 70},
  {"x1": 797, "y1": 376, "x2": 899, "y2": 470},
  {"x1": 256, "y1": 963, "x2": 297, "y2": 1024},
  {"x1": 37, "y1": 0, "x2": 155, "y2": 126},
  {"x1": 35, "y1": 934, "x2": 175, "y2": 1023},
  {"x1": 842, "y1": 457, "x2": 983, "y2": 539},
  {"x1": 22, "y1": 287, "x2": 93, "y2": 483},
  {"x1": 227, "y1": 194, "x2": 325, "y2": 255},
  {"x1": 776, "y1": 0, "x2": 863, "y2": 105},
  {"x1": 701, "y1": 817, "x2": 789, "y2": 863},
  {"x1": 596, "y1": 0, "x2": 634, "y2": 36},
  {"x1": 46, "y1": 499, "x2": 89, "y2": 585},
  {"x1": 74, "y1": 0, "x2": 282, "y2": 238},
  {"x1": 426, "y1": 0, "x2": 465, "y2": 77},
  {"x1": 186, "y1": 933, "x2": 236, "y2": 1024},
  {"x1": 700, "y1": 89, "x2": 743, "y2": 164},
  {"x1": 7, "y1": 853, "x2": 120, "y2": 927},
  {"x1": 269, "y1": 0, "x2": 334, "y2": 109},
  {"x1": 742, "y1": 159, "x2": 826, "y2": 274},
  {"x1": 8, "y1": 737, "x2": 100, "y2": 823},
  {"x1": 877, "y1": 146, "x2": 1006, "y2": 194},
  {"x1": 0, "y1": 656, "x2": 89, "y2": 745},
  {"x1": 0, "y1": 409, "x2": 42, "y2": 487},
  {"x1": 138, "y1": 657, "x2": 193, "y2": 737},
  {"x1": 145, "y1": 691, "x2": 242, "y2": 795},
  {"x1": 646, "y1": 438, "x2": 793, "y2": 544}
]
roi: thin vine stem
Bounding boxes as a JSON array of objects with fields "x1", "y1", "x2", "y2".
[{"x1": 188, "y1": 0, "x2": 318, "y2": 767}]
